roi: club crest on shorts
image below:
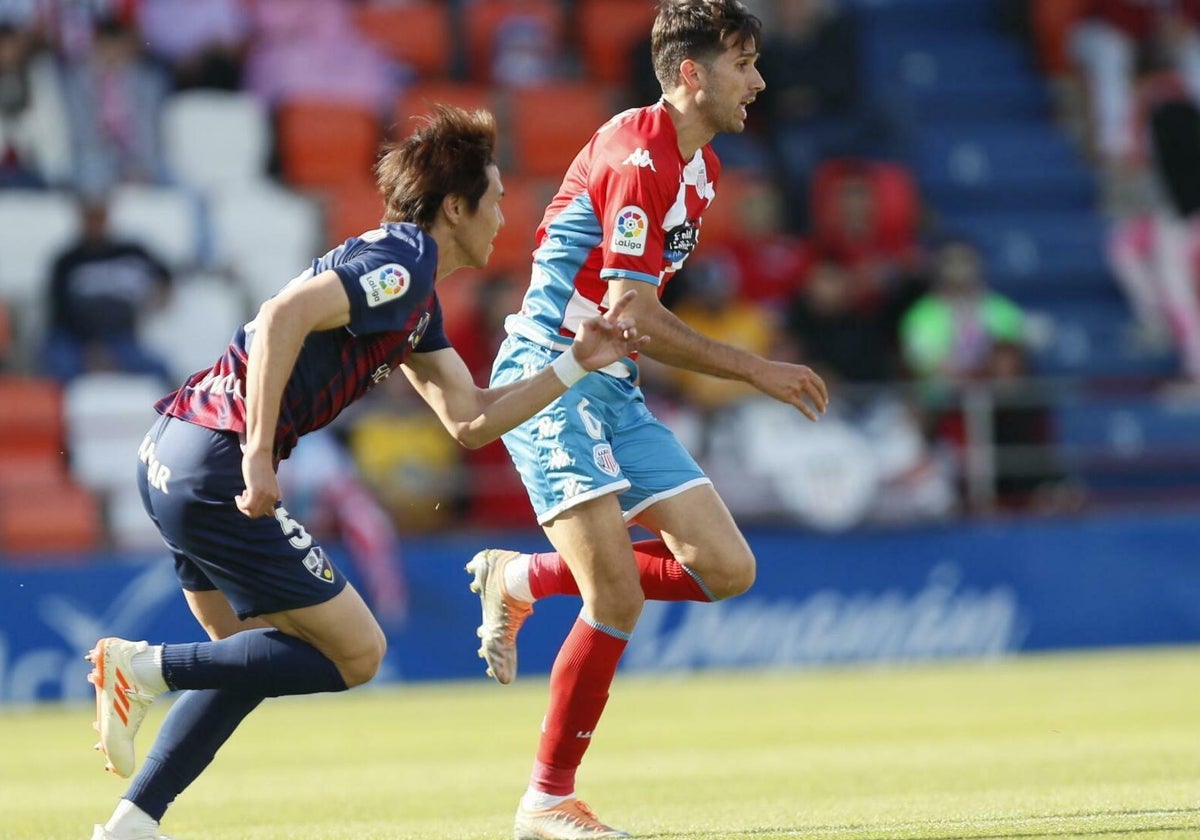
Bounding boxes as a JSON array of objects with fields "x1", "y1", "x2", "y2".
[
  {"x1": 593, "y1": 443, "x2": 620, "y2": 477},
  {"x1": 302, "y1": 547, "x2": 335, "y2": 583}
]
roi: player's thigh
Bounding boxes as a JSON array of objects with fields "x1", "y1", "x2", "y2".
[
  {"x1": 261, "y1": 582, "x2": 386, "y2": 686},
  {"x1": 543, "y1": 493, "x2": 643, "y2": 626},
  {"x1": 633, "y1": 482, "x2": 756, "y2": 597},
  {"x1": 184, "y1": 589, "x2": 272, "y2": 641}
]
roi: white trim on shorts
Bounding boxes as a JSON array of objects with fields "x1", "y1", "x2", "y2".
[
  {"x1": 536, "y1": 478, "x2": 632, "y2": 525},
  {"x1": 622, "y1": 476, "x2": 714, "y2": 523}
]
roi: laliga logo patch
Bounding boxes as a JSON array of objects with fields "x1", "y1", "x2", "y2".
[
  {"x1": 611, "y1": 205, "x2": 648, "y2": 256},
  {"x1": 359, "y1": 263, "x2": 411, "y2": 308},
  {"x1": 302, "y1": 547, "x2": 336, "y2": 583}
]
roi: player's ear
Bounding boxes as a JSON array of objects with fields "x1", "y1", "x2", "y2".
[
  {"x1": 441, "y1": 193, "x2": 464, "y2": 227},
  {"x1": 680, "y1": 58, "x2": 704, "y2": 91}
]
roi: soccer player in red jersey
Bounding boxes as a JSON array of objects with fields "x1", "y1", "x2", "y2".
[
  {"x1": 467, "y1": 2, "x2": 829, "y2": 837},
  {"x1": 83, "y1": 106, "x2": 647, "y2": 840}
]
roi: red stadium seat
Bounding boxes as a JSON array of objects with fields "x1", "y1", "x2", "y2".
[
  {"x1": 462, "y1": 0, "x2": 565, "y2": 83},
  {"x1": 394, "y1": 81, "x2": 497, "y2": 132},
  {"x1": 324, "y1": 176, "x2": 385, "y2": 246},
  {"x1": 811, "y1": 158, "x2": 920, "y2": 254},
  {"x1": 0, "y1": 482, "x2": 103, "y2": 555},
  {"x1": 354, "y1": 1, "x2": 453, "y2": 78},
  {"x1": 1032, "y1": 0, "x2": 1089, "y2": 76},
  {"x1": 0, "y1": 450, "x2": 70, "y2": 494},
  {"x1": 577, "y1": 0, "x2": 658, "y2": 85},
  {"x1": 0, "y1": 375, "x2": 63, "y2": 457},
  {"x1": 277, "y1": 100, "x2": 383, "y2": 190},
  {"x1": 508, "y1": 83, "x2": 613, "y2": 177},
  {"x1": 488, "y1": 175, "x2": 555, "y2": 273}
]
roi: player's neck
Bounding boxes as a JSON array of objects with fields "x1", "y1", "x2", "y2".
[
  {"x1": 661, "y1": 94, "x2": 714, "y2": 161},
  {"x1": 428, "y1": 223, "x2": 466, "y2": 281}
]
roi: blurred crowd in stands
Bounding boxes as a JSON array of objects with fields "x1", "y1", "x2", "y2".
[{"x1": 1, "y1": 0, "x2": 1199, "y2": 574}]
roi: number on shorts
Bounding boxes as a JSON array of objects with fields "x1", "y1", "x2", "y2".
[{"x1": 274, "y1": 506, "x2": 313, "y2": 549}]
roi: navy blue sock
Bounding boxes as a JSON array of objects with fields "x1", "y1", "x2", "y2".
[
  {"x1": 161, "y1": 628, "x2": 348, "y2": 696},
  {"x1": 124, "y1": 689, "x2": 262, "y2": 821}
]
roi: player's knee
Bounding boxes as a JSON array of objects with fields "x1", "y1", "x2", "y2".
[
  {"x1": 586, "y1": 577, "x2": 645, "y2": 629},
  {"x1": 706, "y1": 549, "x2": 756, "y2": 600},
  {"x1": 338, "y1": 629, "x2": 387, "y2": 688}
]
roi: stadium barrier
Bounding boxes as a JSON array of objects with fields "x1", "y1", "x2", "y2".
[{"x1": 2, "y1": 510, "x2": 1200, "y2": 704}]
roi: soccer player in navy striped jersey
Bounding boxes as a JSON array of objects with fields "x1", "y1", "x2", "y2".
[{"x1": 84, "y1": 106, "x2": 648, "y2": 840}]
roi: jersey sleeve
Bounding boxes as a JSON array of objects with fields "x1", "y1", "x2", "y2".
[
  {"x1": 331, "y1": 239, "x2": 437, "y2": 336},
  {"x1": 410, "y1": 293, "x2": 451, "y2": 353},
  {"x1": 592, "y1": 155, "x2": 674, "y2": 286}
]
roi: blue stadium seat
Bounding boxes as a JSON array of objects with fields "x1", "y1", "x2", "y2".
[
  {"x1": 950, "y1": 211, "x2": 1112, "y2": 300},
  {"x1": 1029, "y1": 301, "x2": 1178, "y2": 378}
]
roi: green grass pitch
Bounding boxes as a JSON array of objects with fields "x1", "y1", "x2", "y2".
[{"x1": 3, "y1": 646, "x2": 1199, "y2": 839}]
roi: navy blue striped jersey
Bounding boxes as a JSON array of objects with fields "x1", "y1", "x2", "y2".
[{"x1": 156, "y1": 222, "x2": 450, "y2": 461}]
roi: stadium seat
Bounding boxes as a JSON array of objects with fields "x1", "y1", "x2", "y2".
[
  {"x1": 700, "y1": 171, "x2": 762, "y2": 250},
  {"x1": 141, "y1": 272, "x2": 250, "y2": 382},
  {"x1": 162, "y1": 90, "x2": 272, "y2": 194},
  {"x1": 354, "y1": 0, "x2": 453, "y2": 78},
  {"x1": 107, "y1": 184, "x2": 204, "y2": 271},
  {"x1": 323, "y1": 176, "x2": 385, "y2": 246},
  {"x1": 394, "y1": 81, "x2": 496, "y2": 130},
  {"x1": 0, "y1": 375, "x2": 63, "y2": 457},
  {"x1": 63, "y1": 373, "x2": 162, "y2": 494},
  {"x1": 1031, "y1": 0, "x2": 1089, "y2": 76},
  {"x1": 0, "y1": 481, "x2": 102, "y2": 555},
  {"x1": 577, "y1": 0, "x2": 658, "y2": 86},
  {"x1": 209, "y1": 182, "x2": 323, "y2": 304},
  {"x1": 276, "y1": 100, "x2": 383, "y2": 190},
  {"x1": 488, "y1": 175, "x2": 553, "y2": 273},
  {"x1": 0, "y1": 449, "x2": 69, "y2": 494},
  {"x1": 0, "y1": 190, "x2": 80, "y2": 344},
  {"x1": 811, "y1": 159, "x2": 920, "y2": 256},
  {"x1": 462, "y1": 0, "x2": 565, "y2": 83},
  {"x1": 508, "y1": 83, "x2": 612, "y2": 177}
]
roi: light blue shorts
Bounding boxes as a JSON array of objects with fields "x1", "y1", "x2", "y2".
[{"x1": 491, "y1": 334, "x2": 711, "y2": 525}]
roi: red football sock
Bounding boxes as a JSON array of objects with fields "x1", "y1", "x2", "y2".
[
  {"x1": 528, "y1": 540, "x2": 712, "y2": 601},
  {"x1": 529, "y1": 617, "x2": 628, "y2": 796}
]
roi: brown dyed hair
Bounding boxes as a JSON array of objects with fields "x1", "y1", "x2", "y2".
[
  {"x1": 376, "y1": 105, "x2": 498, "y2": 230},
  {"x1": 651, "y1": 0, "x2": 762, "y2": 91}
]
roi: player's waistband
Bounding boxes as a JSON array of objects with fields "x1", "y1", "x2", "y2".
[{"x1": 504, "y1": 316, "x2": 636, "y2": 380}]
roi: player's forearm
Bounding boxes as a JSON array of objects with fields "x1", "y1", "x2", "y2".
[
  {"x1": 243, "y1": 299, "x2": 307, "y2": 455},
  {"x1": 638, "y1": 305, "x2": 765, "y2": 384},
  {"x1": 452, "y1": 366, "x2": 569, "y2": 449}
]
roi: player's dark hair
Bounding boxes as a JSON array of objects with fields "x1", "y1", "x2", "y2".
[
  {"x1": 651, "y1": 0, "x2": 762, "y2": 91},
  {"x1": 376, "y1": 105, "x2": 497, "y2": 230}
]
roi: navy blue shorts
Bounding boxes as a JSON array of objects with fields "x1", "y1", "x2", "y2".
[{"x1": 137, "y1": 414, "x2": 348, "y2": 619}]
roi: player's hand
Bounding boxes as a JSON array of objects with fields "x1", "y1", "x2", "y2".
[
  {"x1": 237, "y1": 449, "x2": 281, "y2": 518},
  {"x1": 571, "y1": 289, "x2": 650, "y2": 369},
  {"x1": 753, "y1": 360, "x2": 829, "y2": 422}
]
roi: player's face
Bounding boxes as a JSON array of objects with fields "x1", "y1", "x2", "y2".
[
  {"x1": 698, "y1": 36, "x2": 765, "y2": 135},
  {"x1": 458, "y1": 165, "x2": 505, "y2": 269}
]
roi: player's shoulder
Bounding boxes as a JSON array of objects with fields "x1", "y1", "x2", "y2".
[{"x1": 594, "y1": 102, "x2": 678, "y2": 172}]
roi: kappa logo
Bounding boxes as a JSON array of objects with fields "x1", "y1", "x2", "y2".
[
  {"x1": 611, "y1": 205, "x2": 648, "y2": 256},
  {"x1": 359, "y1": 263, "x2": 411, "y2": 308},
  {"x1": 621, "y1": 147, "x2": 656, "y2": 171},
  {"x1": 302, "y1": 547, "x2": 336, "y2": 584}
]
